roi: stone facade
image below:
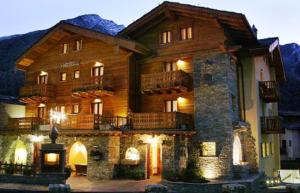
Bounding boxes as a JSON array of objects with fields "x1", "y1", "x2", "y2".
[{"x1": 193, "y1": 53, "x2": 238, "y2": 179}]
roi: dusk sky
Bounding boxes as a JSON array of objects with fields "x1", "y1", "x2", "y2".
[{"x1": 0, "y1": 0, "x2": 299, "y2": 45}]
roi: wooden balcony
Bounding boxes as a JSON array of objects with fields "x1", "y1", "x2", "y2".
[
  {"x1": 19, "y1": 84, "x2": 55, "y2": 104},
  {"x1": 59, "y1": 114, "x2": 128, "y2": 130},
  {"x1": 7, "y1": 117, "x2": 49, "y2": 130},
  {"x1": 72, "y1": 75, "x2": 114, "y2": 98},
  {"x1": 141, "y1": 70, "x2": 191, "y2": 94},
  {"x1": 131, "y1": 112, "x2": 193, "y2": 130},
  {"x1": 259, "y1": 81, "x2": 280, "y2": 103},
  {"x1": 261, "y1": 116, "x2": 284, "y2": 134}
]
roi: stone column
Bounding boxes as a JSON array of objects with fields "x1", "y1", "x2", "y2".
[{"x1": 193, "y1": 53, "x2": 235, "y2": 179}]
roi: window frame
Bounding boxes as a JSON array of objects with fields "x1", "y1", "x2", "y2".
[
  {"x1": 75, "y1": 40, "x2": 83, "y2": 51},
  {"x1": 72, "y1": 104, "x2": 80, "y2": 114},
  {"x1": 164, "y1": 100, "x2": 178, "y2": 112},
  {"x1": 160, "y1": 30, "x2": 172, "y2": 44},
  {"x1": 60, "y1": 72, "x2": 67, "y2": 81},
  {"x1": 62, "y1": 43, "x2": 69, "y2": 54},
  {"x1": 180, "y1": 26, "x2": 193, "y2": 41},
  {"x1": 73, "y1": 70, "x2": 80, "y2": 79}
]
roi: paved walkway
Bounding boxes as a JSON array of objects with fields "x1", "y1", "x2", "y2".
[{"x1": 0, "y1": 176, "x2": 161, "y2": 193}]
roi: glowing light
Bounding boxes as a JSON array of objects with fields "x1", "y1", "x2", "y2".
[
  {"x1": 233, "y1": 134, "x2": 243, "y2": 165},
  {"x1": 125, "y1": 147, "x2": 140, "y2": 161},
  {"x1": 146, "y1": 136, "x2": 158, "y2": 144},
  {"x1": 202, "y1": 142, "x2": 216, "y2": 157},
  {"x1": 69, "y1": 142, "x2": 87, "y2": 170},
  {"x1": 40, "y1": 71, "x2": 48, "y2": 76},
  {"x1": 46, "y1": 153, "x2": 58, "y2": 163},
  {"x1": 94, "y1": 62, "x2": 103, "y2": 67},
  {"x1": 176, "y1": 59, "x2": 186, "y2": 70},
  {"x1": 38, "y1": 103, "x2": 46, "y2": 107},
  {"x1": 50, "y1": 109, "x2": 66, "y2": 124},
  {"x1": 177, "y1": 97, "x2": 187, "y2": 104},
  {"x1": 202, "y1": 167, "x2": 217, "y2": 179},
  {"x1": 14, "y1": 140, "x2": 27, "y2": 164},
  {"x1": 93, "y1": 98, "x2": 102, "y2": 103},
  {"x1": 30, "y1": 135, "x2": 44, "y2": 143}
]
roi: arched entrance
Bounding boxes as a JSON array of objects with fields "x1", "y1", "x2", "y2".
[
  {"x1": 233, "y1": 134, "x2": 243, "y2": 165},
  {"x1": 69, "y1": 142, "x2": 88, "y2": 175},
  {"x1": 14, "y1": 139, "x2": 27, "y2": 164}
]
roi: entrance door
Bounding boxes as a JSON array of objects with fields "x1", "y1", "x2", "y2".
[{"x1": 147, "y1": 142, "x2": 162, "y2": 178}]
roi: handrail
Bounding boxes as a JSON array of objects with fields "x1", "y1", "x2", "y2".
[{"x1": 72, "y1": 74, "x2": 114, "y2": 93}]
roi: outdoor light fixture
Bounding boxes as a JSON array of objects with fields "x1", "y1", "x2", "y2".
[
  {"x1": 50, "y1": 109, "x2": 66, "y2": 124},
  {"x1": 125, "y1": 147, "x2": 140, "y2": 161},
  {"x1": 176, "y1": 59, "x2": 185, "y2": 70},
  {"x1": 30, "y1": 135, "x2": 44, "y2": 143}
]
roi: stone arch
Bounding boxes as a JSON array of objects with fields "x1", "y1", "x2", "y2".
[{"x1": 68, "y1": 141, "x2": 88, "y2": 170}]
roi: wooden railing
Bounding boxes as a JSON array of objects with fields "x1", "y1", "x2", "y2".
[
  {"x1": 59, "y1": 114, "x2": 128, "y2": 130},
  {"x1": 19, "y1": 84, "x2": 55, "y2": 98},
  {"x1": 7, "y1": 117, "x2": 49, "y2": 130},
  {"x1": 131, "y1": 112, "x2": 193, "y2": 130},
  {"x1": 72, "y1": 75, "x2": 114, "y2": 93},
  {"x1": 141, "y1": 70, "x2": 191, "y2": 93},
  {"x1": 259, "y1": 81, "x2": 280, "y2": 102},
  {"x1": 261, "y1": 116, "x2": 284, "y2": 134}
]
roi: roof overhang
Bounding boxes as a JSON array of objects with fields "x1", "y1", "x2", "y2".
[
  {"x1": 241, "y1": 37, "x2": 286, "y2": 82},
  {"x1": 119, "y1": 1, "x2": 258, "y2": 45},
  {"x1": 16, "y1": 22, "x2": 149, "y2": 71}
]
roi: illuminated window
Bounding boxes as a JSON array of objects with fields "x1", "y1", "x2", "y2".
[
  {"x1": 45, "y1": 153, "x2": 59, "y2": 165},
  {"x1": 262, "y1": 142, "x2": 266, "y2": 158},
  {"x1": 165, "y1": 100, "x2": 177, "y2": 112},
  {"x1": 180, "y1": 26, "x2": 193, "y2": 40},
  {"x1": 60, "y1": 105, "x2": 66, "y2": 114},
  {"x1": 38, "y1": 71, "x2": 48, "y2": 84},
  {"x1": 74, "y1": 70, "x2": 80, "y2": 79},
  {"x1": 75, "y1": 40, "x2": 82, "y2": 51},
  {"x1": 161, "y1": 31, "x2": 171, "y2": 44},
  {"x1": 92, "y1": 99, "x2": 103, "y2": 115},
  {"x1": 60, "y1": 72, "x2": 67, "y2": 81},
  {"x1": 202, "y1": 142, "x2": 216, "y2": 157},
  {"x1": 125, "y1": 147, "x2": 140, "y2": 161},
  {"x1": 164, "y1": 62, "x2": 177, "y2": 72},
  {"x1": 72, "y1": 104, "x2": 79, "y2": 114},
  {"x1": 63, "y1": 43, "x2": 68, "y2": 54},
  {"x1": 92, "y1": 65, "x2": 104, "y2": 77}
]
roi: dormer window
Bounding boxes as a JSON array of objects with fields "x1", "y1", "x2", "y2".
[
  {"x1": 75, "y1": 40, "x2": 83, "y2": 51},
  {"x1": 180, "y1": 27, "x2": 193, "y2": 40},
  {"x1": 62, "y1": 43, "x2": 69, "y2": 54},
  {"x1": 161, "y1": 31, "x2": 171, "y2": 44}
]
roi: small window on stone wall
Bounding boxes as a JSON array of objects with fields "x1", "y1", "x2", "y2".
[
  {"x1": 201, "y1": 142, "x2": 216, "y2": 157},
  {"x1": 125, "y1": 147, "x2": 140, "y2": 161}
]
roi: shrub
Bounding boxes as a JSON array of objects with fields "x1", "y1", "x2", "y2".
[
  {"x1": 114, "y1": 164, "x2": 145, "y2": 180},
  {"x1": 4, "y1": 164, "x2": 14, "y2": 175},
  {"x1": 64, "y1": 165, "x2": 72, "y2": 179},
  {"x1": 22, "y1": 166, "x2": 33, "y2": 176}
]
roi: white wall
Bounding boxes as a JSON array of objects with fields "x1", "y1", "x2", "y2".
[{"x1": 281, "y1": 130, "x2": 300, "y2": 159}]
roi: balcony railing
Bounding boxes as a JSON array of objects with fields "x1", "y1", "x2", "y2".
[
  {"x1": 7, "y1": 117, "x2": 49, "y2": 130},
  {"x1": 72, "y1": 75, "x2": 114, "y2": 98},
  {"x1": 131, "y1": 112, "x2": 193, "y2": 130},
  {"x1": 141, "y1": 70, "x2": 191, "y2": 94},
  {"x1": 19, "y1": 84, "x2": 54, "y2": 103},
  {"x1": 259, "y1": 81, "x2": 280, "y2": 103},
  {"x1": 261, "y1": 116, "x2": 284, "y2": 134},
  {"x1": 59, "y1": 114, "x2": 128, "y2": 130}
]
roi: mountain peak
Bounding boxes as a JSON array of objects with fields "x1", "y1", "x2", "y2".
[{"x1": 64, "y1": 14, "x2": 124, "y2": 36}]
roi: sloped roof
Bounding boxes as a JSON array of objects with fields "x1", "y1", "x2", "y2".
[
  {"x1": 119, "y1": 1, "x2": 258, "y2": 45},
  {"x1": 16, "y1": 21, "x2": 149, "y2": 71}
]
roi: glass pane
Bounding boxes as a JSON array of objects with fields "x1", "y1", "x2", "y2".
[
  {"x1": 181, "y1": 28, "x2": 186, "y2": 40},
  {"x1": 172, "y1": 100, "x2": 177, "y2": 112},
  {"x1": 167, "y1": 31, "x2": 171, "y2": 43},
  {"x1": 162, "y1": 32, "x2": 167, "y2": 44},
  {"x1": 60, "y1": 106, "x2": 65, "y2": 113},
  {"x1": 166, "y1": 101, "x2": 171, "y2": 112},
  {"x1": 172, "y1": 62, "x2": 177, "y2": 71},
  {"x1": 99, "y1": 103, "x2": 103, "y2": 115},
  {"x1": 187, "y1": 27, "x2": 192, "y2": 39},
  {"x1": 165, "y1": 62, "x2": 171, "y2": 72}
]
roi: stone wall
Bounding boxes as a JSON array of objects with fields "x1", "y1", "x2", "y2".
[{"x1": 193, "y1": 53, "x2": 236, "y2": 179}]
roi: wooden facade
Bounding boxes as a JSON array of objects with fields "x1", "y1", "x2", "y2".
[{"x1": 9, "y1": 2, "x2": 284, "y2": 135}]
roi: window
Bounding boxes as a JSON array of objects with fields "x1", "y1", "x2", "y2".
[
  {"x1": 164, "y1": 62, "x2": 177, "y2": 72},
  {"x1": 60, "y1": 72, "x2": 67, "y2": 81},
  {"x1": 165, "y1": 100, "x2": 177, "y2": 112},
  {"x1": 161, "y1": 31, "x2": 171, "y2": 44},
  {"x1": 92, "y1": 66, "x2": 104, "y2": 77},
  {"x1": 289, "y1": 140, "x2": 292, "y2": 147},
  {"x1": 260, "y1": 69, "x2": 264, "y2": 81},
  {"x1": 72, "y1": 104, "x2": 79, "y2": 114},
  {"x1": 180, "y1": 27, "x2": 193, "y2": 40},
  {"x1": 60, "y1": 106, "x2": 66, "y2": 113},
  {"x1": 74, "y1": 70, "x2": 80, "y2": 79},
  {"x1": 37, "y1": 105, "x2": 46, "y2": 119},
  {"x1": 125, "y1": 147, "x2": 140, "y2": 161},
  {"x1": 269, "y1": 142, "x2": 273, "y2": 155},
  {"x1": 92, "y1": 99, "x2": 103, "y2": 115},
  {"x1": 75, "y1": 40, "x2": 83, "y2": 51},
  {"x1": 261, "y1": 143, "x2": 266, "y2": 158},
  {"x1": 38, "y1": 74, "x2": 47, "y2": 84},
  {"x1": 63, "y1": 43, "x2": 69, "y2": 54},
  {"x1": 201, "y1": 142, "x2": 216, "y2": 157}
]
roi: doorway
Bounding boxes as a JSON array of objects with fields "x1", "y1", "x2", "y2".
[
  {"x1": 146, "y1": 141, "x2": 162, "y2": 178},
  {"x1": 69, "y1": 142, "x2": 88, "y2": 176}
]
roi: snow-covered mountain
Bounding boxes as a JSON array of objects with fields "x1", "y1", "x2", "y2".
[{"x1": 0, "y1": 14, "x2": 124, "y2": 96}]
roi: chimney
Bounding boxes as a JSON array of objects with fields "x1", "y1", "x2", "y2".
[{"x1": 252, "y1": 25, "x2": 258, "y2": 37}]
